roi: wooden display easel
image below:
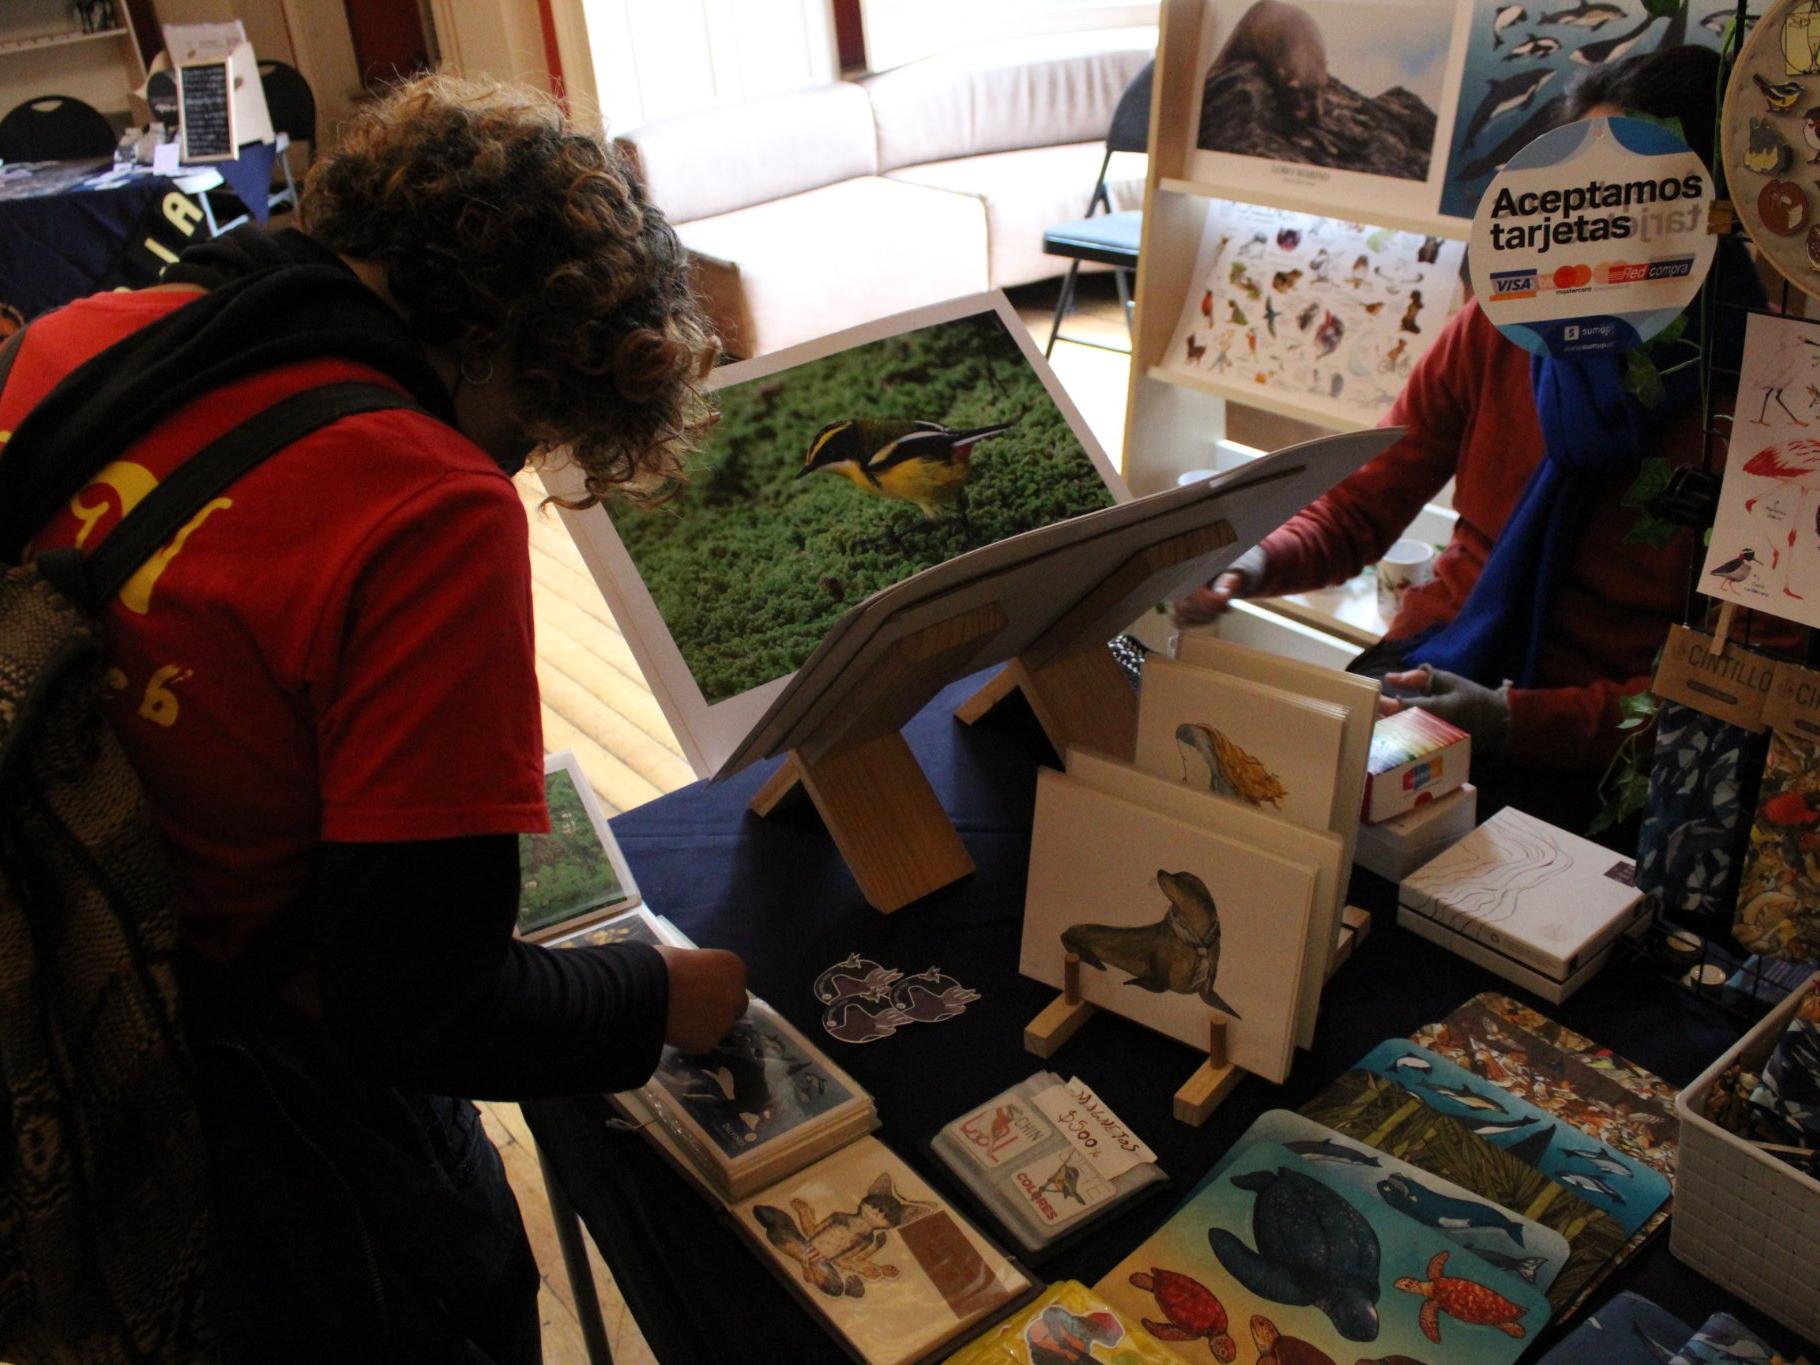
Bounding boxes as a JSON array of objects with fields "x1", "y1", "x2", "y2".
[
  {"x1": 751, "y1": 519, "x2": 1235, "y2": 914},
  {"x1": 1024, "y1": 909, "x2": 1373, "y2": 1127},
  {"x1": 955, "y1": 521, "x2": 1236, "y2": 761}
]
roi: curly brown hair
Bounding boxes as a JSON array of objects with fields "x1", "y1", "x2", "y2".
[{"x1": 299, "y1": 75, "x2": 715, "y2": 501}]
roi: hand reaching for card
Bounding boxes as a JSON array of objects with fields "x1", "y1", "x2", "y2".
[{"x1": 657, "y1": 945, "x2": 749, "y2": 1052}]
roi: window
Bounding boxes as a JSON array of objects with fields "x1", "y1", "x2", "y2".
[{"x1": 859, "y1": 0, "x2": 1156, "y2": 70}]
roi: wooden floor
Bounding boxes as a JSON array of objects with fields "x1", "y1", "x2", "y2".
[{"x1": 488, "y1": 281, "x2": 1133, "y2": 1362}]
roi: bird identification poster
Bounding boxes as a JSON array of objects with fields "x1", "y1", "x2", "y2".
[
  {"x1": 1184, "y1": 0, "x2": 1472, "y2": 228},
  {"x1": 1018, "y1": 768, "x2": 1317, "y2": 1081},
  {"x1": 1703, "y1": 311, "x2": 1820, "y2": 628},
  {"x1": 1162, "y1": 199, "x2": 1467, "y2": 428},
  {"x1": 543, "y1": 292, "x2": 1123, "y2": 777}
]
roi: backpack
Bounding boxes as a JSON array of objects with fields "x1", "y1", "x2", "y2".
[{"x1": 0, "y1": 323, "x2": 412, "y2": 1363}]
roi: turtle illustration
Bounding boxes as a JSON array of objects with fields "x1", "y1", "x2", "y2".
[
  {"x1": 1126, "y1": 1268, "x2": 1237, "y2": 1362},
  {"x1": 1393, "y1": 1251, "x2": 1528, "y2": 1343},
  {"x1": 1251, "y1": 1313, "x2": 1336, "y2": 1365},
  {"x1": 1208, "y1": 1167, "x2": 1382, "y2": 1342}
]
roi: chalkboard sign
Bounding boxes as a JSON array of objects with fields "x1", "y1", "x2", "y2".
[{"x1": 177, "y1": 60, "x2": 235, "y2": 163}]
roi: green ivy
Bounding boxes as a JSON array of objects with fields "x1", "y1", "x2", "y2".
[
  {"x1": 1619, "y1": 456, "x2": 1683, "y2": 548},
  {"x1": 1591, "y1": 688, "x2": 1661, "y2": 834}
]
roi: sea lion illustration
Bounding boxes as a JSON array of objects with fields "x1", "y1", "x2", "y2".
[
  {"x1": 1212, "y1": 0, "x2": 1329, "y2": 124},
  {"x1": 1062, "y1": 869, "x2": 1242, "y2": 1018}
]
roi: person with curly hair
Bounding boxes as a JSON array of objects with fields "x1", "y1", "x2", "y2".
[{"x1": 0, "y1": 76, "x2": 746, "y2": 1361}]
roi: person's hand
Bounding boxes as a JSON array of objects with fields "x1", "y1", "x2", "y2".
[
  {"x1": 655, "y1": 946, "x2": 749, "y2": 1052},
  {"x1": 1172, "y1": 547, "x2": 1268, "y2": 628},
  {"x1": 1380, "y1": 665, "x2": 1511, "y2": 757}
]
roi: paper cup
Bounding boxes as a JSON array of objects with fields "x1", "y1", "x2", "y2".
[{"x1": 1376, "y1": 539, "x2": 1436, "y2": 623}]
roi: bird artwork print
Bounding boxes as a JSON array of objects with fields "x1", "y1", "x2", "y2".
[
  {"x1": 1755, "y1": 73, "x2": 1803, "y2": 114},
  {"x1": 798, "y1": 418, "x2": 1010, "y2": 549},
  {"x1": 1175, "y1": 723, "x2": 1289, "y2": 808},
  {"x1": 1709, "y1": 548, "x2": 1758, "y2": 584}
]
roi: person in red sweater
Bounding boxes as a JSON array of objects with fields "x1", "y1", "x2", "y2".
[{"x1": 1175, "y1": 45, "x2": 1739, "y2": 834}]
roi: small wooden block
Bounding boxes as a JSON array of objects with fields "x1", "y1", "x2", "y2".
[
  {"x1": 1025, "y1": 994, "x2": 1097, "y2": 1059},
  {"x1": 1328, "y1": 905, "x2": 1372, "y2": 977},
  {"x1": 953, "y1": 665, "x2": 1020, "y2": 726},
  {"x1": 1342, "y1": 904, "x2": 1371, "y2": 944},
  {"x1": 1173, "y1": 1060, "x2": 1242, "y2": 1126},
  {"x1": 748, "y1": 755, "x2": 803, "y2": 816}
]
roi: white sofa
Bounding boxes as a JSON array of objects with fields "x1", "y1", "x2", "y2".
[{"x1": 618, "y1": 29, "x2": 1154, "y2": 358}]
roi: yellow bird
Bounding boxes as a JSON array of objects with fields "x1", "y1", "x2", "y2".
[{"x1": 797, "y1": 418, "x2": 1011, "y2": 545}]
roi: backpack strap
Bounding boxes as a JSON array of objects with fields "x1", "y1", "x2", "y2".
[
  {"x1": 0, "y1": 324, "x2": 25, "y2": 396},
  {"x1": 43, "y1": 381, "x2": 421, "y2": 613}
]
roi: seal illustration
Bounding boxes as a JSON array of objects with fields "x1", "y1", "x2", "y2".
[{"x1": 1063, "y1": 869, "x2": 1242, "y2": 1018}]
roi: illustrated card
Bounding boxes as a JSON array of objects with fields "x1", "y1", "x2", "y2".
[
  {"x1": 734, "y1": 1136, "x2": 1032, "y2": 1365},
  {"x1": 1097, "y1": 1140, "x2": 1549, "y2": 1365},
  {"x1": 1162, "y1": 199, "x2": 1467, "y2": 427},
  {"x1": 1019, "y1": 770, "x2": 1318, "y2": 1081},
  {"x1": 1537, "y1": 1290, "x2": 1693, "y2": 1365},
  {"x1": 647, "y1": 998, "x2": 864, "y2": 1163},
  {"x1": 1301, "y1": 1069, "x2": 1628, "y2": 1315},
  {"x1": 515, "y1": 751, "x2": 639, "y2": 940},
  {"x1": 1438, "y1": 0, "x2": 1723, "y2": 220},
  {"x1": 544, "y1": 292, "x2": 1123, "y2": 778},
  {"x1": 1194, "y1": 1110, "x2": 1571, "y2": 1293},
  {"x1": 1186, "y1": 0, "x2": 1469, "y2": 226},
  {"x1": 945, "y1": 1279, "x2": 1182, "y2": 1365},
  {"x1": 1353, "y1": 1042, "x2": 1670, "y2": 1236},
  {"x1": 546, "y1": 905, "x2": 685, "y2": 952},
  {"x1": 1412, "y1": 996, "x2": 1677, "y2": 1174},
  {"x1": 1703, "y1": 313, "x2": 1820, "y2": 630},
  {"x1": 1135, "y1": 657, "x2": 1348, "y2": 832},
  {"x1": 953, "y1": 1096, "x2": 1055, "y2": 1172},
  {"x1": 1481, "y1": 993, "x2": 1680, "y2": 1111}
]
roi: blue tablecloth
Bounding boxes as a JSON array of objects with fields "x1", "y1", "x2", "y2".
[
  {"x1": 0, "y1": 161, "x2": 174, "y2": 319},
  {"x1": 526, "y1": 673, "x2": 1816, "y2": 1363}
]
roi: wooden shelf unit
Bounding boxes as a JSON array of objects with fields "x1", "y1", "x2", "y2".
[
  {"x1": 0, "y1": 0, "x2": 145, "y2": 125},
  {"x1": 1156, "y1": 176, "x2": 1470, "y2": 247}
]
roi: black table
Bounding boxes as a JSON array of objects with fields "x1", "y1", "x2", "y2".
[
  {"x1": 526, "y1": 671, "x2": 1816, "y2": 1364},
  {"x1": 0, "y1": 160, "x2": 178, "y2": 319}
]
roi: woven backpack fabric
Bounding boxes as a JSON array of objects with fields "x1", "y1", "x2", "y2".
[{"x1": 0, "y1": 319, "x2": 412, "y2": 1361}]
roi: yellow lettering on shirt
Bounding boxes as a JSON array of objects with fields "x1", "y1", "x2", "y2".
[
  {"x1": 104, "y1": 667, "x2": 128, "y2": 693},
  {"x1": 71, "y1": 461, "x2": 159, "y2": 548},
  {"x1": 119, "y1": 498, "x2": 232, "y2": 616},
  {"x1": 138, "y1": 664, "x2": 192, "y2": 728}
]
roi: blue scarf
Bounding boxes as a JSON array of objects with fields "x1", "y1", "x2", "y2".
[{"x1": 1407, "y1": 244, "x2": 1759, "y2": 689}]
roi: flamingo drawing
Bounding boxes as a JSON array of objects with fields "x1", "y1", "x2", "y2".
[{"x1": 1738, "y1": 439, "x2": 1820, "y2": 600}]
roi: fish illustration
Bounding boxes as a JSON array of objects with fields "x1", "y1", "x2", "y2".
[
  {"x1": 889, "y1": 967, "x2": 979, "y2": 1023},
  {"x1": 821, "y1": 994, "x2": 913, "y2": 1045},
  {"x1": 1540, "y1": 2, "x2": 1625, "y2": 28},
  {"x1": 1420, "y1": 1080, "x2": 1509, "y2": 1113},
  {"x1": 1063, "y1": 869, "x2": 1242, "y2": 1018},
  {"x1": 1285, "y1": 1139, "x2": 1380, "y2": 1167},
  {"x1": 1469, "y1": 1116, "x2": 1539, "y2": 1136},
  {"x1": 1473, "y1": 1249, "x2": 1547, "y2": 1283},
  {"x1": 1558, "y1": 1171, "x2": 1623, "y2": 1200},
  {"x1": 1462, "y1": 68, "x2": 1555, "y2": 148},
  {"x1": 1505, "y1": 32, "x2": 1562, "y2": 59},
  {"x1": 1569, "y1": 15, "x2": 1656, "y2": 65},
  {"x1": 1493, "y1": 5, "x2": 1527, "y2": 45},
  {"x1": 813, "y1": 953, "x2": 903, "y2": 1005},
  {"x1": 1374, "y1": 1173, "x2": 1527, "y2": 1245}
]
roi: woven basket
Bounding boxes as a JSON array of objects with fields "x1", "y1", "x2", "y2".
[{"x1": 1672, "y1": 973, "x2": 1820, "y2": 1342}]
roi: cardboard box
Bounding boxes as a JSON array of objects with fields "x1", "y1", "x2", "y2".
[
  {"x1": 1355, "y1": 782, "x2": 1476, "y2": 882},
  {"x1": 1399, "y1": 807, "x2": 1651, "y2": 998},
  {"x1": 1362, "y1": 706, "x2": 1469, "y2": 823}
]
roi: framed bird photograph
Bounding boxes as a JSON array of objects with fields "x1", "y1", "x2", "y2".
[
  {"x1": 1018, "y1": 768, "x2": 1319, "y2": 1082},
  {"x1": 544, "y1": 292, "x2": 1125, "y2": 778},
  {"x1": 514, "y1": 751, "x2": 641, "y2": 942},
  {"x1": 1182, "y1": 0, "x2": 1473, "y2": 229}
]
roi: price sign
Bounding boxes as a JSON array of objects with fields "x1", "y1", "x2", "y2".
[{"x1": 178, "y1": 59, "x2": 235, "y2": 163}]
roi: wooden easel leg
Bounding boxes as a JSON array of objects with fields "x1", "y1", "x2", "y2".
[
  {"x1": 1018, "y1": 646, "x2": 1138, "y2": 763},
  {"x1": 954, "y1": 665, "x2": 1021, "y2": 726},
  {"x1": 790, "y1": 733, "x2": 974, "y2": 913},
  {"x1": 1174, "y1": 1015, "x2": 1242, "y2": 1126},
  {"x1": 748, "y1": 755, "x2": 803, "y2": 816},
  {"x1": 1025, "y1": 952, "x2": 1098, "y2": 1058}
]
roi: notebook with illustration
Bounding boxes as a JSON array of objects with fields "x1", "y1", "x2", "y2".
[
  {"x1": 1734, "y1": 726, "x2": 1820, "y2": 963},
  {"x1": 1096, "y1": 1140, "x2": 1549, "y2": 1365},
  {"x1": 515, "y1": 750, "x2": 640, "y2": 941},
  {"x1": 733, "y1": 1136, "x2": 1033, "y2": 1365},
  {"x1": 944, "y1": 1280, "x2": 1181, "y2": 1364}
]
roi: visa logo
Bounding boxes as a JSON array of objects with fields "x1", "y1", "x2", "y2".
[{"x1": 1492, "y1": 276, "x2": 1535, "y2": 296}]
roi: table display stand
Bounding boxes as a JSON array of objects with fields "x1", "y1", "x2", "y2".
[{"x1": 954, "y1": 521, "x2": 1236, "y2": 761}]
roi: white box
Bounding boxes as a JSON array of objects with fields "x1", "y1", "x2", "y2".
[
  {"x1": 1399, "y1": 806, "x2": 1650, "y2": 988},
  {"x1": 1355, "y1": 782, "x2": 1477, "y2": 882},
  {"x1": 1362, "y1": 706, "x2": 1469, "y2": 823},
  {"x1": 1395, "y1": 901, "x2": 1620, "y2": 1004}
]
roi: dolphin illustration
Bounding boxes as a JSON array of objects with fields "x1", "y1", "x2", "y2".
[
  {"x1": 1062, "y1": 869, "x2": 1242, "y2": 1018},
  {"x1": 1286, "y1": 1139, "x2": 1380, "y2": 1167},
  {"x1": 1561, "y1": 1145, "x2": 1634, "y2": 1179},
  {"x1": 1375, "y1": 1173, "x2": 1527, "y2": 1244},
  {"x1": 1462, "y1": 67, "x2": 1555, "y2": 148},
  {"x1": 1569, "y1": 14, "x2": 1656, "y2": 65}
]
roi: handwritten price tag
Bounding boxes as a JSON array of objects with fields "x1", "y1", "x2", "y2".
[{"x1": 1031, "y1": 1078, "x2": 1156, "y2": 1181}]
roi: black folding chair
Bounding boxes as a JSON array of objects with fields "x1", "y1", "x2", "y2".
[
  {"x1": 259, "y1": 60, "x2": 317, "y2": 214},
  {"x1": 1041, "y1": 60, "x2": 1153, "y2": 358},
  {"x1": 0, "y1": 95, "x2": 115, "y2": 163}
]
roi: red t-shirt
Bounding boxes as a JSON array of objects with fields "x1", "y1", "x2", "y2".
[
  {"x1": 1254, "y1": 299, "x2": 1708, "y2": 770},
  {"x1": 1, "y1": 289, "x2": 547, "y2": 961}
]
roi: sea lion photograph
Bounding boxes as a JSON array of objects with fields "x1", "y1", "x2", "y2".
[{"x1": 1196, "y1": 0, "x2": 1452, "y2": 181}]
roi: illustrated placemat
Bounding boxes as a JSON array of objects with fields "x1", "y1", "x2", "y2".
[{"x1": 1479, "y1": 994, "x2": 1680, "y2": 1110}]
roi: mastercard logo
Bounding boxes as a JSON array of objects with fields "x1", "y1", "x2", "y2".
[{"x1": 1551, "y1": 264, "x2": 1594, "y2": 288}]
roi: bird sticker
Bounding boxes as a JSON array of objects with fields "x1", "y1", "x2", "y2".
[
  {"x1": 1461, "y1": 68, "x2": 1554, "y2": 148},
  {"x1": 1276, "y1": 227, "x2": 1302, "y2": 251},
  {"x1": 1061, "y1": 869, "x2": 1243, "y2": 1018},
  {"x1": 1492, "y1": 5, "x2": 1527, "y2": 46},
  {"x1": 1201, "y1": 289, "x2": 1214, "y2": 323},
  {"x1": 1175, "y1": 723, "x2": 1288, "y2": 808},
  {"x1": 1229, "y1": 298, "x2": 1250, "y2": 326},
  {"x1": 1504, "y1": 32, "x2": 1562, "y2": 60},
  {"x1": 1270, "y1": 269, "x2": 1302, "y2": 293},
  {"x1": 1400, "y1": 291, "x2": 1426, "y2": 336},
  {"x1": 1315, "y1": 310, "x2": 1346, "y2": 359},
  {"x1": 1747, "y1": 118, "x2": 1795, "y2": 175},
  {"x1": 798, "y1": 418, "x2": 1010, "y2": 547},
  {"x1": 1263, "y1": 297, "x2": 1281, "y2": 338},
  {"x1": 1755, "y1": 73, "x2": 1804, "y2": 115},
  {"x1": 1185, "y1": 334, "x2": 1208, "y2": 365},
  {"x1": 1539, "y1": 2, "x2": 1624, "y2": 28},
  {"x1": 1709, "y1": 548, "x2": 1758, "y2": 584}
]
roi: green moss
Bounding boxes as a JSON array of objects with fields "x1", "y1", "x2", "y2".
[{"x1": 613, "y1": 311, "x2": 1116, "y2": 704}]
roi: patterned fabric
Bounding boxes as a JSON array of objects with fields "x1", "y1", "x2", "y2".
[
  {"x1": 1748, "y1": 986, "x2": 1820, "y2": 1151},
  {"x1": 1636, "y1": 702, "x2": 1767, "y2": 925},
  {"x1": 1670, "y1": 1311, "x2": 1791, "y2": 1364},
  {"x1": 1734, "y1": 729, "x2": 1820, "y2": 963},
  {"x1": 0, "y1": 563, "x2": 209, "y2": 1361}
]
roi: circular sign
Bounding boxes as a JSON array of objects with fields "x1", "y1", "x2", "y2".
[
  {"x1": 1724, "y1": 0, "x2": 1820, "y2": 302},
  {"x1": 1468, "y1": 116, "x2": 1717, "y2": 357}
]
